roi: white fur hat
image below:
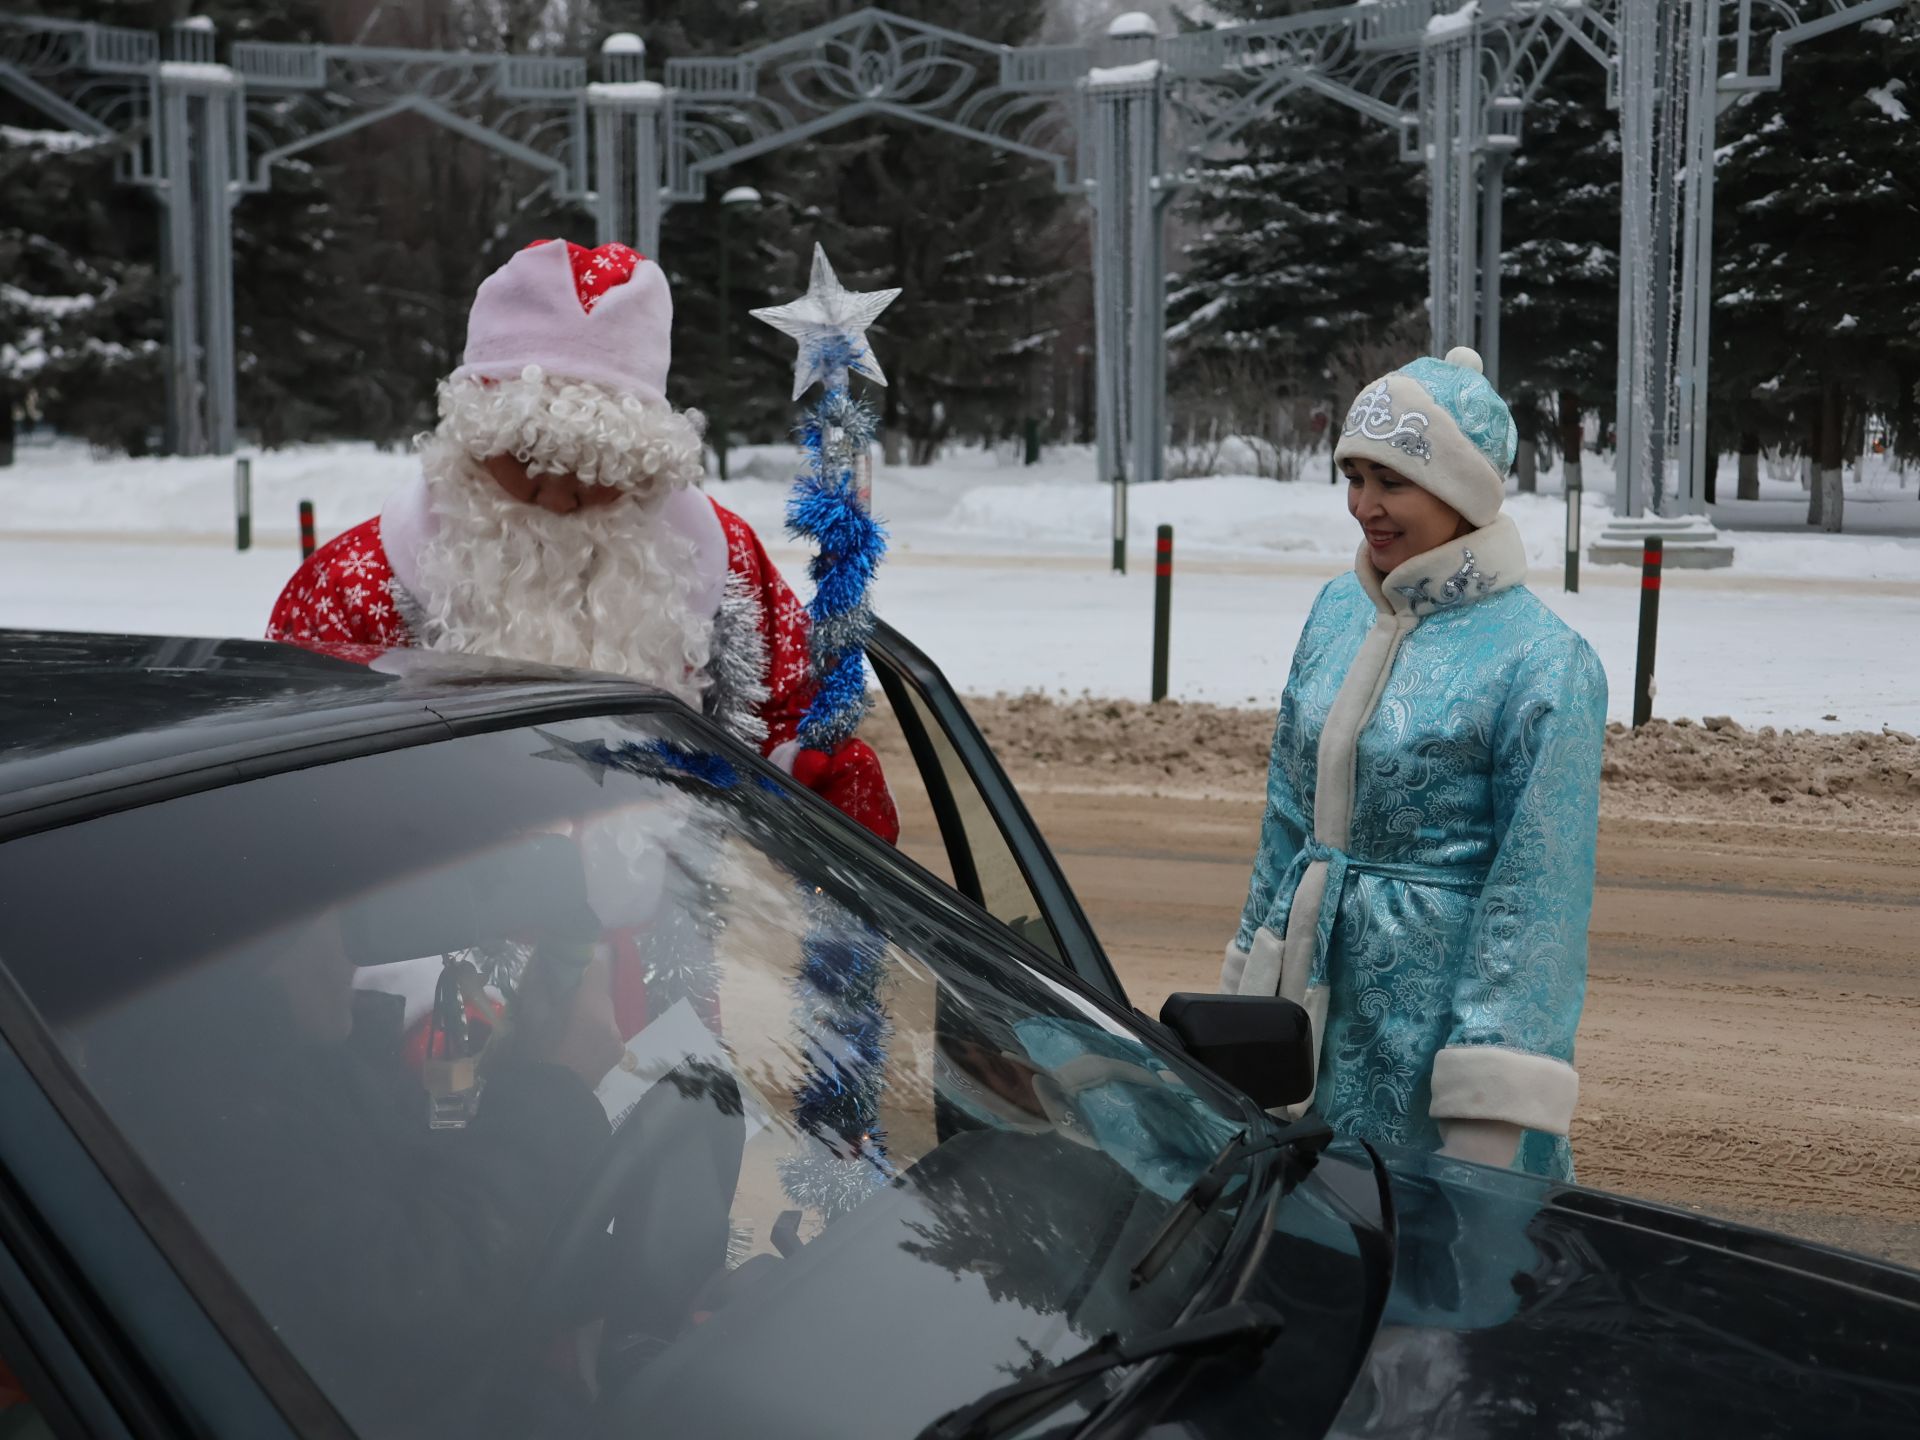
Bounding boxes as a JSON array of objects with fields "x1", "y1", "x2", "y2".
[
  {"x1": 1333, "y1": 345, "x2": 1517, "y2": 528},
  {"x1": 452, "y1": 238, "x2": 672, "y2": 405},
  {"x1": 433, "y1": 238, "x2": 703, "y2": 495}
]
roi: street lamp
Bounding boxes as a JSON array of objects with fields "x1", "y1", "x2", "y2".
[{"x1": 716, "y1": 185, "x2": 761, "y2": 481}]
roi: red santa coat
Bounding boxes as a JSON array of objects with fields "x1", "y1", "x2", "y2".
[{"x1": 266, "y1": 487, "x2": 897, "y2": 843}]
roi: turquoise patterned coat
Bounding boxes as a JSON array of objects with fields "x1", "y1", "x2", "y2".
[{"x1": 1222, "y1": 516, "x2": 1607, "y2": 1180}]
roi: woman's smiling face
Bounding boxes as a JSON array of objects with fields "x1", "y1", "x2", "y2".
[{"x1": 1344, "y1": 455, "x2": 1470, "y2": 573}]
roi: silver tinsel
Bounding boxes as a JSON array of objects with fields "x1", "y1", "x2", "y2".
[
  {"x1": 639, "y1": 832, "x2": 728, "y2": 1017},
  {"x1": 705, "y1": 571, "x2": 771, "y2": 749},
  {"x1": 776, "y1": 1149, "x2": 891, "y2": 1222},
  {"x1": 806, "y1": 599, "x2": 875, "y2": 672}
]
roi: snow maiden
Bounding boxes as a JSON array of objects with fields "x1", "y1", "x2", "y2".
[{"x1": 1221, "y1": 346, "x2": 1606, "y2": 1178}]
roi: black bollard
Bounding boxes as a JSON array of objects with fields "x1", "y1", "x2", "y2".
[
  {"x1": 235, "y1": 457, "x2": 252, "y2": 553},
  {"x1": 1564, "y1": 472, "x2": 1581, "y2": 594},
  {"x1": 1152, "y1": 525, "x2": 1173, "y2": 703},
  {"x1": 1632, "y1": 537, "x2": 1661, "y2": 727},
  {"x1": 299, "y1": 500, "x2": 316, "y2": 560}
]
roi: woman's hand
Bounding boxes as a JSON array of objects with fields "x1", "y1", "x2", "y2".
[{"x1": 1437, "y1": 1118, "x2": 1523, "y2": 1169}]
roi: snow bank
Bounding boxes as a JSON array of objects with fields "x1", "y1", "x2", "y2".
[{"x1": 5, "y1": 436, "x2": 1915, "y2": 581}]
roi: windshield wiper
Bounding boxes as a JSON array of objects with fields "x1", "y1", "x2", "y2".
[
  {"x1": 1125, "y1": 1113, "x2": 1334, "y2": 1290},
  {"x1": 913, "y1": 1300, "x2": 1284, "y2": 1440}
]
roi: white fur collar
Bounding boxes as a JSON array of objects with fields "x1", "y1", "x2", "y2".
[
  {"x1": 1356, "y1": 513, "x2": 1527, "y2": 618},
  {"x1": 377, "y1": 465, "x2": 730, "y2": 621}
]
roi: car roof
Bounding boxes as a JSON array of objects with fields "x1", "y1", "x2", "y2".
[{"x1": 0, "y1": 629, "x2": 677, "y2": 836}]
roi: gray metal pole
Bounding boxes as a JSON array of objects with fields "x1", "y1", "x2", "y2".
[
  {"x1": 590, "y1": 99, "x2": 622, "y2": 246},
  {"x1": 1678, "y1": 0, "x2": 1720, "y2": 517},
  {"x1": 630, "y1": 93, "x2": 664, "y2": 257},
  {"x1": 717, "y1": 200, "x2": 731, "y2": 482},
  {"x1": 1451, "y1": 41, "x2": 1480, "y2": 353},
  {"x1": 159, "y1": 80, "x2": 201, "y2": 455},
  {"x1": 1091, "y1": 21, "x2": 1158, "y2": 573},
  {"x1": 1613, "y1": 0, "x2": 1655, "y2": 519},
  {"x1": 1644, "y1": 1, "x2": 1684, "y2": 516},
  {"x1": 1090, "y1": 91, "x2": 1123, "y2": 567},
  {"x1": 200, "y1": 85, "x2": 239, "y2": 454},
  {"x1": 1478, "y1": 148, "x2": 1507, "y2": 388},
  {"x1": 1423, "y1": 43, "x2": 1454, "y2": 352},
  {"x1": 1128, "y1": 82, "x2": 1163, "y2": 494}
]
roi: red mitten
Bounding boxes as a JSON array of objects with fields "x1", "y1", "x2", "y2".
[
  {"x1": 795, "y1": 739, "x2": 900, "y2": 846},
  {"x1": 789, "y1": 747, "x2": 831, "y2": 791}
]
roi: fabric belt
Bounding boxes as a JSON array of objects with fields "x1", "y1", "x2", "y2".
[{"x1": 1267, "y1": 839, "x2": 1486, "y2": 989}]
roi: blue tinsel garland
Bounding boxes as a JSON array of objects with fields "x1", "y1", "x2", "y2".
[
  {"x1": 775, "y1": 334, "x2": 894, "y2": 1218},
  {"x1": 776, "y1": 894, "x2": 895, "y2": 1218},
  {"x1": 785, "y1": 376, "x2": 887, "y2": 751}
]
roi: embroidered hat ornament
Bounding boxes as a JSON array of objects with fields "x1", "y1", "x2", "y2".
[
  {"x1": 432, "y1": 238, "x2": 705, "y2": 496},
  {"x1": 1333, "y1": 345, "x2": 1517, "y2": 528}
]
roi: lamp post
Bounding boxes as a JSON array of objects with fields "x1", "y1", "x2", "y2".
[{"x1": 715, "y1": 185, "x2": 761, "y2": 481}]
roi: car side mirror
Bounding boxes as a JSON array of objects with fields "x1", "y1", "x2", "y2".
[{"x1": 1158, "y1": 992, "x2": 1314, "y2": 1110}]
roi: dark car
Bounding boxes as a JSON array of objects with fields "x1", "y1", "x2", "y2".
[{"x1": 0, "y1": 626, "x2": 1915, "y2": 1440}]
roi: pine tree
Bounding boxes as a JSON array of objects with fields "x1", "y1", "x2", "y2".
[
  {"x1": 0, "y1": 120, "x2": 164, "y2": 460},
  {"x1": 1167, "y1": 0, "x2": 1427, "y2": 418},
  {"x1": 1499, "y1": 51, "x2": 1618, "y2": 489},
  {"x1": 1712, "y1": 11, "x2": 1920, "y2": 525}
]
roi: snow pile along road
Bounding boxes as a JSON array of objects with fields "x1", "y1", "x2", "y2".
[{"x1": 936, "y1": 694, "x2": 1920, "y2": 830}]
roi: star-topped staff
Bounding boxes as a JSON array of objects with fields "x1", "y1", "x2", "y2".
[
  {"x1": 753, "y1": 246, "x2": 901, "y2": 1223},
  {"x1": 751, "y1": 244, "x2": 897, "y2": 754},
  {"x1": 752, "y1": 244, "x2": 901, "y2": 401}
]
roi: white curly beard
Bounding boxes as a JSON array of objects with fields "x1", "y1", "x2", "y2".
[{"x1": 411, "y1": 436, "x2": 714, "y2": 705}]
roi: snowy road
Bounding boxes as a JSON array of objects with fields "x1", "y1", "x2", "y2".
[{"x1": 3, "y1": 532, "x2": 1916, "y2": 733}]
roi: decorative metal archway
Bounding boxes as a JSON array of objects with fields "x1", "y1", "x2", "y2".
[{"x1": 0, "y1": 0, "x2": 1904, "y2": 539}]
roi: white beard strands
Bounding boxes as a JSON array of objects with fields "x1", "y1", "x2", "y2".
[
  {"x1": 434, "y1": 366, "x2": 707, "y2": 498},
  {"x1": 411, "y1": 436, "x2": 714, "y2": 705}
]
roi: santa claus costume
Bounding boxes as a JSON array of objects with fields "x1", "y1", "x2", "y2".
[{"x1": 268, "y1": 237, "x2": 897, "y2": 843}]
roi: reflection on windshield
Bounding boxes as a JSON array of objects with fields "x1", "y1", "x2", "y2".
[{"x1": 0, "y1": 714, "x2": 1246, "y2": 1440}]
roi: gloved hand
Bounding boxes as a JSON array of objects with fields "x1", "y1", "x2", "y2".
[
  {"x1": 1436, "y1": 1117, "x2": 1524, "y2": 1169},
  {"x1": 789, "y1": 738, "x2": 901, "y2": 845}
]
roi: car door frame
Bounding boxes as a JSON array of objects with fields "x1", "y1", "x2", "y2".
[
  {"x1": 864, "y1": 620, "x2": 1127, "y2": 1007},
  {"x1": 0, "y1": 997, "x2": 319, "y2": 1440}
]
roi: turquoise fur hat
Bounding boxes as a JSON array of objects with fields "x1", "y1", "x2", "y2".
[{"x1": 1333, "y1": 345, "x2": 1517, "y2": 527}]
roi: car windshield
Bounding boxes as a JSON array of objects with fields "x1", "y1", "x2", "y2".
[{"x1": 0, "y1": 711, "x2": 1251, "y2": 1440}]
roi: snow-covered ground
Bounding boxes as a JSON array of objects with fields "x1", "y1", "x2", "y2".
[
  {"x1": 12, "y1": 436, "x2": 1915, "y2": 577},
  {"x1": 2, "y1": 437, "x2": 1917, "y2": 731}
]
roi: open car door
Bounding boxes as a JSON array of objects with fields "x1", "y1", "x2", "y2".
[{"x1": 863, "y1": 620, "x2": 1126, "y2": 1007}]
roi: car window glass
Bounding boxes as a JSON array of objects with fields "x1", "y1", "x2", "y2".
[
  {"x1": 0, "y1": 715, "x2": 1246, "y2": 1440},
  {"x1": 860, "y1": 677, "x2": 957, "y2": 889},
  {"x1": 0, "y1": 1349, "x2": 53, "y2": 1440},
  {"x1": 881, "y1": 673, "x2": 1065, "y2": 963}
]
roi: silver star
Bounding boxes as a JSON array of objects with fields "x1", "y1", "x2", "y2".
[
  {"x1": 751, "y1": 244, "x2": 901, "y2": 401},
  {"x1": 528, "y1": 728, "x2": 608, "y2": 786}
]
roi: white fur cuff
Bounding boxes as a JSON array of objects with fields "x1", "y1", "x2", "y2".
[
  {"x1": 1429, "y1": 1045, "x2": 1579, "y2": 1136},
  {"x1": 1238, "y1": 924, "x2": 1286, "y2": 999},
  {"x1": 1220, "y1": 941, "x2": 1249, "y2": 993}
]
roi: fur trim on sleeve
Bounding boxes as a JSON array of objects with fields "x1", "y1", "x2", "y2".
[
  {"x1": 1429, "y1": 1044, "x2": 1579, "y2": 1136},
  {"x1": 705, "y1": 569, "x2": 771, "y2": 749}
]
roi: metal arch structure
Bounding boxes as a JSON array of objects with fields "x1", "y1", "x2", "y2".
[
  {"x1": 1152, "y1": 0, "x2": 1903, "y2": 525},
  {"x1": 0, "y1": 12, "x2": 610, "y2": 456},
  {"x1": 1595, "y1": 0, "x2": 1906, "y2": 521},
  {"x1": 2, "y1": 1, "x2": 1905, "y2": 545},
  {"x1": 0, "y1": 1, "x2": 1517, "y2": 499},
  {"x1": 0, "y1": 1, "x2": 1581, "y2": 499}
]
